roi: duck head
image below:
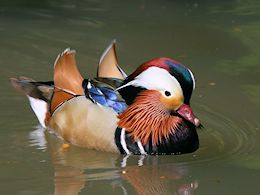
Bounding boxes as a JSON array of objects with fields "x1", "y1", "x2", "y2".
[{"x1": 117, "y1": 57, "x2": 200, "y2": 148}]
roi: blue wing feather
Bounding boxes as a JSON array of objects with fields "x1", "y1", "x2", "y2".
[{"x1": 83, "y1": 79, "x2": 127, "y2": 113}]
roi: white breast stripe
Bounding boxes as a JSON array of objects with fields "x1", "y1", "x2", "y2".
[
  {"x1": 120, "y1": 128, "x2": 131, "y2": 155},
  {"x1": 137, "y1": 141, "x2": 147, "y2": 155}
]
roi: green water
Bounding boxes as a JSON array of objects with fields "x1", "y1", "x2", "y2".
[{"x1": 1, "y1": 1, "x2": 260, "y2": 194}]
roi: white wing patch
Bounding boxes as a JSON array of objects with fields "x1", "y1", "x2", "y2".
[
  {"x1": 28, "y1": 96, "x2": 48, "y2": 128},
  {"x1": 120, "y1": 128, "x2": 131, "y2": 155}
]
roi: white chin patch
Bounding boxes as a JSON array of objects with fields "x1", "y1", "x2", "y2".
[{"x1": 27, "y1": 96, "x2": 48, "y2": 128}]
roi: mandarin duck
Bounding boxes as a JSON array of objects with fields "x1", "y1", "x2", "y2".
[{"x1": 11, "y1": 41, "x2": 200, "y2": 155}]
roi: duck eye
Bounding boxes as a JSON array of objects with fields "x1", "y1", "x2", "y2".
[{"x1": 164, "y1": 91, "x2": 171, "y2": 97}]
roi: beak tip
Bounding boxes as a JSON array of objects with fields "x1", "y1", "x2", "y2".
[
  {"x1": 177, "y1": 104, "x2": 200, "y2": 127},
  {"x1": 194, "y1": 118, "x2": 200, "y2": 127}
]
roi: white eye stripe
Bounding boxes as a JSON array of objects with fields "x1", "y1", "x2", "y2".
[{"x1": 130, "y1": 67, "x2": 183, "y2": 97}]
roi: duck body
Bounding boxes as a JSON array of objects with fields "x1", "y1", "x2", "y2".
[
  {"x1": 11, "y1": 41, "x2": 200, "y2": 155},
  {"x1": 50, "y1": 96, "x2": 119, "y2": 153}
]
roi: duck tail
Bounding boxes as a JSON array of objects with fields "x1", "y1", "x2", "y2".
[{"x1": 10, "y1": 77, "x2": 54, "y2": 127}]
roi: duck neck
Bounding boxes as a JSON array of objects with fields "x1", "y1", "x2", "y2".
[{"x1": 118, "y1": 90, "x2": 182, "y2": 145}]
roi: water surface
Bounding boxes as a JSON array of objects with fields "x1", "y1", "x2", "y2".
[{"x1": 1, "y1": 1, "x2": 260, "y2": 194}]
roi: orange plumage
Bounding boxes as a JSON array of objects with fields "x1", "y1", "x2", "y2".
[{"x1": 118, "y1": 90, "x2": 182, "y2": 145}]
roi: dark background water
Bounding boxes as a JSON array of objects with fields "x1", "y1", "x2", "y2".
[{"x1": 0, "y1": 0, "x2": 260, "y2": 194}]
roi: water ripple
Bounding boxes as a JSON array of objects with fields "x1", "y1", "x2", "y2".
[{"x1": 192, "y1": 103, "x2": 257, "y2": 164}]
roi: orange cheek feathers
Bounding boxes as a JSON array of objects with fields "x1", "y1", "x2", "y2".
[{"x1": 160, "y1": 94, "x2": 184, "y2": 111}]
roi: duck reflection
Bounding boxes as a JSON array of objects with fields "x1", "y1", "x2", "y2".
[
  {"x1": 29, "y1": 126, "x2": 198, "y2": 195},
  {"x1": 120, "y1": 155, "x2": 198, "y2": 195}
]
